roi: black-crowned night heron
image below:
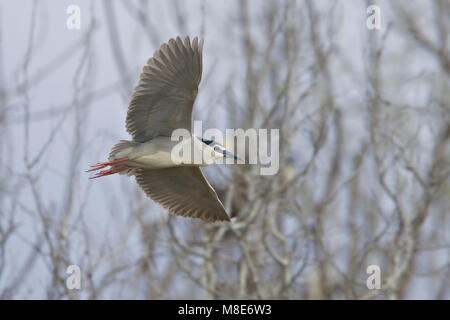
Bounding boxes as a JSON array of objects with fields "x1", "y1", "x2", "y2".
[{"x1": 88, "y1": 36, "x2": 240, "y2": 222}]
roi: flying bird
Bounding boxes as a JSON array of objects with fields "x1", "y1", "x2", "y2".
[{"x1": 88, "y1": 36, "x2": 240, "y2": 222}]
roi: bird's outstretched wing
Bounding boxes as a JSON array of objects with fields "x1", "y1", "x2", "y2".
[
  {"x1": 135, "y1": 167, "x2": 230, "y2": 222},
  {"x1": 126, "y1": 36, "x2": 203, "y2": 142}
]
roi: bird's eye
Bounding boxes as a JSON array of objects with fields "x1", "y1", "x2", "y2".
[{"x1": 214, "y1": 146, "x2": 222, "y2": 153}]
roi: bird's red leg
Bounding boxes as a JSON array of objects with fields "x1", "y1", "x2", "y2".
[
  {"x1": 87, "y1": 158, "x2": 129, "y2": 172},
  {"x1": 89, "y1": 165, "x2": 129, "y2": 179}
]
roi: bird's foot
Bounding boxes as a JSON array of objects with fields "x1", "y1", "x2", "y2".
[
  {"x1": 86, "y1": 158, "x2": 128, "y2": 172},
  {"x1": 89, "y1": 165, "x2": 129, "y2": 179}
]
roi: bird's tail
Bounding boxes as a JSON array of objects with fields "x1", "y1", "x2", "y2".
[
  {"x1": 87, "y1": 140, "x2": 139, "y2": 179},
  {"x1": 108, "y1": 140, "x2": 139, "y2": 161}
]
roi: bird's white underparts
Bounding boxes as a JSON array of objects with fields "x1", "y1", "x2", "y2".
[
  {"x1": 88, "y1": 36, "x2": 242, "y2": 222},
  {"x1": 90, "y1": 135, "x2": 235, "y2": 172}
]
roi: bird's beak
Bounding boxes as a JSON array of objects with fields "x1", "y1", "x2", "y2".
[{"x1": 223, "y1": 150, "x2": 243, "y2": 162}]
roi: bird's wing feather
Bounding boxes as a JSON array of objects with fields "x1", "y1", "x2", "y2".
[
  {"x1": 135, "y1": 167, "x2": 230, "y2": 222},
  {"x1": 126, "y1": 36, "x2": 203, "y2": 142}
]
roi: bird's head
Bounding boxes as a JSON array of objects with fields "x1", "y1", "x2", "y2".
[{"x1": 201, "y1": 138, "x2": 243, "y2": 162}]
